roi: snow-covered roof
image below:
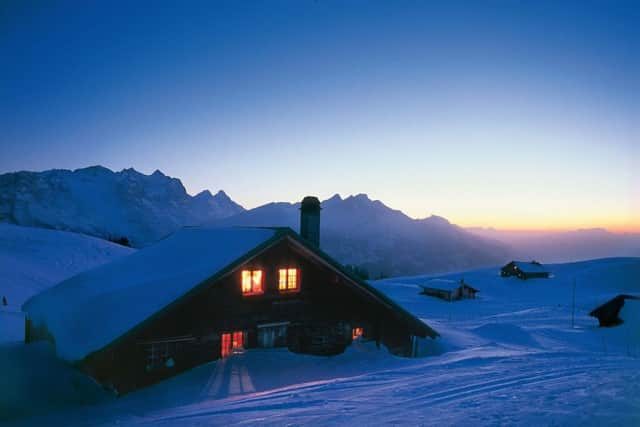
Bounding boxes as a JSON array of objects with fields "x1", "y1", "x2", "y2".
[
  {"x1": 421, "y1": 279, "x2": 477, "y2": 292},
  {"x1": 23, "y1": 227, "x2": 278, "y2": 362},
  {"x1": 511, "y1": 261, "x2": 549, "y2": 273},
  {"x1": 421, "y1": 279, "x2": 461, "y2": 292}
]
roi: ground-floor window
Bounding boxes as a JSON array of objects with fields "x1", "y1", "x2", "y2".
[
  {"x1": 142, "y1": 336, "x2": 195, "y2": 371},
  {"x1": 257, "y1": 322, "x2": 289, "y2": 348},
  {"x1": 221, "y1": 331, "x2": 245, "y2": 357},
  {"x1": 147, "y1": 342, "x2": 169, "y2": 368}
]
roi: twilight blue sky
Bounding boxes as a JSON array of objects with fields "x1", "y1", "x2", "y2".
[{"x1": 1, "y1": 1, "x2": 638, "y2": 230}]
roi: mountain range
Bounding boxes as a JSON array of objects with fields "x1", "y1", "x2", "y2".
[
  {"x1": 0, "y1": 166, "x2": 509, "y2": 276},
  {"x1": 0, "y1": 166, "x2": 243, "y2": 247},
  {"x1": 210, "y1": 194, "x2": 510, "y2": 276},
  {"x1": 3, "y1": 166, "x2": 636, "y2": 277}
]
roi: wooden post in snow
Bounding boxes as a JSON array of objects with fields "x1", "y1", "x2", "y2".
[{"x1": 571, "y1": 279, "x2": 576, "y2": 328}]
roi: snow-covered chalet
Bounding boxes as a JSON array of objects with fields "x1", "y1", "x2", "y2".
[{"x1": 22, "y1": 196, "x2": 438, "y2": 394}]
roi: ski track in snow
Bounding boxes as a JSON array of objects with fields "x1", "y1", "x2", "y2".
[{"x1": 111, "y1": 355, "x2": 638, "y2": 427}]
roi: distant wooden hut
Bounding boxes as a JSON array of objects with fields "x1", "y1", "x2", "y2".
[
  {"x1": 501, "y1": 261, "x2": 550, "y2": 280},
  {"x1": 420, "y1": 279, "x2": 478, "y2": 302},
  {"x1": 589, "y1": 294, "x2": 640, "y2": 327}
]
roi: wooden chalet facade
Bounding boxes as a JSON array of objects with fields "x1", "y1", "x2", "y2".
[
  {"x1": 501, "y1": 261, "x2": 550, "y2": 280},
  {"x1": 23, "y1": 197, "x2": 437, "y2": 394},
  {"x1": 420, "y1": 279, "x2": 478, "y2": 302}
]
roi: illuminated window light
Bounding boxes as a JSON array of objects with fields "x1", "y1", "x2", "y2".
[
  {"x1": 278, "y1": 269, "x2": 288, "y2": 290},
  {"x1": 278, "y1": 267, "x2": 300, "y2": 292},
  {"x1": 221, "y1": 331, "x2": 245, "y2": 357},
  {"x1": 241, "y1": 269, "x2": 264, "y2": 295},
  {"x1": 352, "y1": 327, "x2": 364, "y2": 340}
]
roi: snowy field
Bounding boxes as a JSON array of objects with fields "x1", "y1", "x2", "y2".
[{"x1": 1, "y1": 225, "x2": 639, "y2": 426}]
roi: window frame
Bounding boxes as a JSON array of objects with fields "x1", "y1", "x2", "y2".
[
  {"x1": 221, "y1": 331, "x2": 246, "y2": 357},
  {"x1": 278, "y1": 267, "x2": 300, "y2": 293},
  {"x1": 241, "y1": 269, "x2": 264, "y2": 296}
]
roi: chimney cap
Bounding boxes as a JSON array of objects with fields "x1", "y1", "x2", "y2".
[{"x1": 300, "y1": 196, "x2": 321, "y2": 211}]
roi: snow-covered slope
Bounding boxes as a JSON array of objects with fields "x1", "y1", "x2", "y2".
[
  {"x1": 0, "y1": 166, "x2": 245, "y2": 247},
  {"x1": 0, "y1": 224, "x2": 133, "y2": 343},
  {"x1": 213, "y1": 194, "x2": 510, "y2": 276},
  {"x1": 4, "y1": 257, "x2": 639, "y2": 426}
]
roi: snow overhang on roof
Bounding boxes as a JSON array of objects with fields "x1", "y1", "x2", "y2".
[
  {"x1": 22, "y1": 227, "x2": 279, "y2": 362},
  {"x1": 421, "y1": 279, "x2": 461, "y2": 292}
]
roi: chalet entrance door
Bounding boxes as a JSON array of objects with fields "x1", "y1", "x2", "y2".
[
  {"x1": 257, "y1": 322, "x2": 289, "y2": 348},
  {"x1": 221, "y1": 331, "x2": 245, "y2": 357}
]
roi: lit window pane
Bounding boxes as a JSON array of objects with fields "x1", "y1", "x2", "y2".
[
  {"x1": 288, "y1": 269, "x2": 298, "y2": 289},
  {"x1": 252, "y1": 270, "x2": 263, "y2": 293},
  {"x1": 241, "y1": 270, "x2": 252, "y2": 293},
  {"x1": 278, "y1": 269, "x2": 287, "y2": 290},
  {"x1": 242, "y1": 269, "x2": 263, "y2": 295}
]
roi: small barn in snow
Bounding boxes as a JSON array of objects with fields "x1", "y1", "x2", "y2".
[
  {"x1": 501, "y1": 261, "x2": 550, "y2": 280},
  {"x1": 22, "y1": 196, "x2": 437, "y2": 394},
  {"x1": 589, "y1": 294, "x2": 640, "y2": 327},
  {"x1": 420, "y1": 279, "x2": 478, "y2": 302}
]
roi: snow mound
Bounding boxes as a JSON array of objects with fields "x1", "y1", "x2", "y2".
[
  {"x1": 0, "y1": 223, "x2": 134, "y2": 307},
  {"x1": 0, "y1": 342, "x2": 113, "y2": 422},
  {"x1": 472, "y1": 323, "x2": 540, "y2": 348},
  {"x1": 0, "y1": 224, "x2": 133, "y2": 344}
]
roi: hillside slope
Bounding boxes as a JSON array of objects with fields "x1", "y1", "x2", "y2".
[{"x1": 0, "y1": 224, "x2": 134, "y2": 342}]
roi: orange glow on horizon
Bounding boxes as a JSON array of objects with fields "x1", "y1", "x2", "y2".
[
  {"x1": 427, "y1": 213, "x2": 640, "y2": 234},
  {"x1": 456, "y1": 221, "x2": 640, "y2": 234}
]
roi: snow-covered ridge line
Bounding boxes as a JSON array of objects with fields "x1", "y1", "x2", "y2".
[
  {"x1": 0, "y1": 166, "x2": 510, "y2": 275},
  {"x1": 0, "y1": 166, "x2": 245, "y2": 247}
]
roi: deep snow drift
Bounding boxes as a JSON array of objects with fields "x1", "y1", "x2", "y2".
[{"x1": 3, "y1": 257, "x2": 639, "y2": 426}]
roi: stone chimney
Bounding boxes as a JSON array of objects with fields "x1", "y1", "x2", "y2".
[{"x1": 300, "y1": 196, "x2": 321, "y2": 247}]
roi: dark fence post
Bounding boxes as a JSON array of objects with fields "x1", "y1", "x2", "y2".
[{"x1": 25, "y1": 317, "x2": 31, "y2": 343}]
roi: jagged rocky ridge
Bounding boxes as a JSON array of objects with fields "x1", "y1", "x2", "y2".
[
  {"x1": 212, "y1": 194, "x2": 510, "y2": 276},
  {"x1": 0, "y1": 166, "x2": 244, "y2": 247}
]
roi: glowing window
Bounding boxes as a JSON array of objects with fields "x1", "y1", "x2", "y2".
[
  {"x1": 352, "y1": 327, "x2": 364, "y2": 340},
  {"x1": 278, "y1": 268, "x2": 299, "y2": 292},
  {"x1": 221, "y1": 331, "x2": 245, "y2": 357},
  {"x1": 241, "y1": 269, "x2": 264, "y2": 295}
]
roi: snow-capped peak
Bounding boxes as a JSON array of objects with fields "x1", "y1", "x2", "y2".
[{"x1": 0, "y1": 166, "x2": 245, "y2": 247}]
